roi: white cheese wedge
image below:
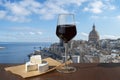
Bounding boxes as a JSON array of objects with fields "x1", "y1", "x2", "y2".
[
  {"x1": 38, "y1": 61, "x2": 49, "y2": 73},
  {"x1": 25, "y1": 62, "x2": 38, "y2": 72}
]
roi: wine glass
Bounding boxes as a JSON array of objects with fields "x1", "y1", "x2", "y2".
[{"x1": 56, "y1": 14, "x2": 77, "y2": 73}]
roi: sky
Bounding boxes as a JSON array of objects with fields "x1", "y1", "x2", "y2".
[{"x1": 0, "y1": 0, "x2": 120, "y2": 42}]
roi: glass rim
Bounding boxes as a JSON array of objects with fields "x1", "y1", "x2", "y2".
[{"x1": 57, "y1": 13, "x2": 76, "y2": 25}]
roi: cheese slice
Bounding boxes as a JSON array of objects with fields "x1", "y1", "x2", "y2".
[{"x1": 38, "y1": 61, "x2": 48, "y2": 73}]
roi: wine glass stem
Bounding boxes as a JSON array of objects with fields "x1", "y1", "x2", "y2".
[{"x1": 64, "y1": 43, "x2": 68, "y2": 68}]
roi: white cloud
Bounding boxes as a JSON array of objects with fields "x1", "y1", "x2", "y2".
[
  {"x1": 45, "y1": 0, "x2": 86, "y2": 7},
  {"x1": 75, "y1": 21, "x2": 81, "y2": 25},
  {"x1": 104, "y1": 0, "x2": 116, "y2": 10},
  {"x1": 6, "y1": 15, "x2": 31, "y2": 22},
  {"x1": 37, "y1": 32, "x2": 42, "y2": 35},
  {"x1": 29, "y1": 32, "x2": 35, "y2": 35},
  {"x1": 6, "y1": 3, "x2": 31, "y2": 16},
  {"x1": 109, "y1": 5, "x2": 116, "y2": 10},
  {"x1": 116, "y1": 15, "x2": 120, "y2": 19},
  {"x1": 38, "y1": 0, "x2": 85, "y2": 20},
  {"x1": 83, "y1": 1, "x2": 104, "y2": 14},
  {"x1": 28, "y1": 31, "x2": 43, "y2": 35},
  {"x1": 0, "y1": 10, "x2": 6, "y2": 19},
  {"x1": 80, "y1": 32, "x2": 88, "y2": 40},
  {"x1": 90, "y1": 1, "x2": 104, "y2": 13},
  {"x1": 0, "y1": 0, "x2": 87, "y2": 21},
  {"x1": 9, "y1": 26, "x2": 33, "y2": 31},
  {"x1": 83, "y1": 0, "x2": 116, "y2": 14},
  {"x1": 39, "y1": 4, "x2": 68, "y2": 20},
  {"x1": 0, "y1": 1, "x2": 31, "y2": 22},
  {"x1": 7, "y1": 26, "x2": 43, "y2": 36},
  {"x1": 83, "y1": 7, "x2": 89, "y2": 11},
  {"x1": 19, "y1": 0, "x2": 42, "y2": 8},
  {"x1": 101, "y1": 35, "x2": 120, "y2": 39},
  {"x1": 90, "y1": 15, "x2": 99, "y2": 19},
  {"x1": 19, "y1": 32, "x2": 25, "y2": 36},
  {"x1": 74, "y1": 32, "x2": 89, "y2": 40},
  {"x1": 90, "y1": 14, "x2": 120, "y2": 20},
  {"x1": 81, "y1": 32, "x2": 88, "y2": 37},
  {"x1": 79, "y1": 32, "x2": 120, "y2": 40},
  {"x1": 0, "y1": 0, "x2": 117, "y2": 22}
]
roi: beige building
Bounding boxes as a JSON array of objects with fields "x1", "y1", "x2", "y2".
[{"x1": 88, "y1": 24, "x2": 99, "y2": 43}]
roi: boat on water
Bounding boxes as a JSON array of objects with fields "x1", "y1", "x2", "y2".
[{"x1": 0, "y1": 47, "x2": 5, "y2": 49}]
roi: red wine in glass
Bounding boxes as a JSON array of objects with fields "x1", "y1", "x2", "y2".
[
  {"x1": 56, "y1": 14, "x2": 77, "y2": 73},
  {"x1": 56, "y1": 24, "x2": 77, "y2": 43}
]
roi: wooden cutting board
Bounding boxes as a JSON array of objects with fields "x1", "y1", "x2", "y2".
[{"x1": 5, "y1": 58, "x2": 71, "y2": 78}]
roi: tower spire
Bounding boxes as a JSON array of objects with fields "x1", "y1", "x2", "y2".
[{"x1": 93, "y1": 24, "x2": 95, "y2": 30}]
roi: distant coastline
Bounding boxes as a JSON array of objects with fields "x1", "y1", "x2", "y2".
[{"x1": 0, "y1": 42, "x2": 52, "y2": 63}]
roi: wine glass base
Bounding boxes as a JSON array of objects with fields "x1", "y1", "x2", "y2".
[{"x1": 57, "y1": 66, "x2": 76, "y2": 73}]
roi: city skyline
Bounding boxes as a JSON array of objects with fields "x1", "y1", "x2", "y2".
[{"x1": 0, "y1": 0, "x2": 120, "y2": 42}]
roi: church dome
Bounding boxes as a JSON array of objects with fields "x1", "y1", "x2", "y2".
[{"x1": 89, "y1": 24, "x2": 99, "y2": 42}]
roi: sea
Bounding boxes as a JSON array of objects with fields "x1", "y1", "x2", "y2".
[{"x1": 0, "y1": 42, "x2": 51, "y2": 63}]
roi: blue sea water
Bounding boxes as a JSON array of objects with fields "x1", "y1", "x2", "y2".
[{"x1": 0, "y1": 42, "x2": 51, "y2": 63}]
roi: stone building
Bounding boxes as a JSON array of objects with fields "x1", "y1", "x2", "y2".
[{"x1": 88, "y1": 24, "x2": 100, "y2": 44}]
